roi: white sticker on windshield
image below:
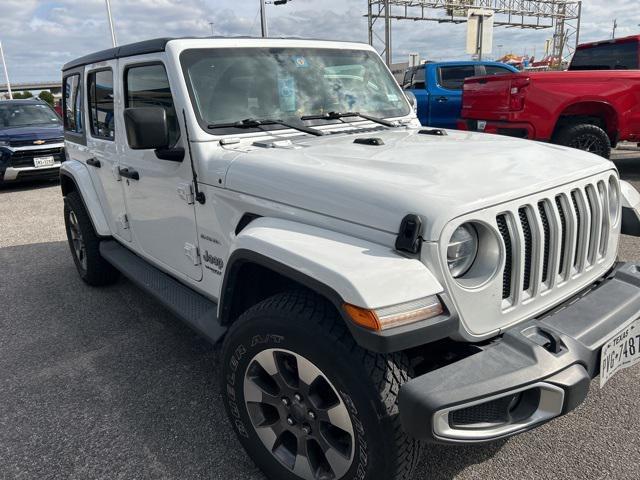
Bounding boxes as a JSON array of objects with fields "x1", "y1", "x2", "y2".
[{"x1": 387, "y1": 94, "x2": 399, "y2": 101}]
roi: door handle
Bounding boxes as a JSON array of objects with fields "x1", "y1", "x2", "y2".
[
  {"x1": 436, "y1": 96, "x2": 449, "y2": 103},
  {"x1": 118, "y1": 167, "x2": 140, "y2": 181},
  {"x1": 86, "y1": 158, "x2": 101, "y2": 168}
]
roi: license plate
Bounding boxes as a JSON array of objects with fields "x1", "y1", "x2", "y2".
[
  {"x1": 600, "y1": 318, "x2": 640, "y2": 387},
  {"x1": 33, "y1": 156, "x2": 55, "y2": 168},
  {"x1": 477, "y1": 120, "x2": 487, "y2": 131}
]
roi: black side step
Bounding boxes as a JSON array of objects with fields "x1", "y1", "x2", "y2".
[{"x1": 99, "y1": 240, "x2": 226, "y2": 343}]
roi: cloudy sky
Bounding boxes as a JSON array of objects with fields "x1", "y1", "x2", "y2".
[{"x1": 0, "y1": 0, "x2": 638, "y2": 83}]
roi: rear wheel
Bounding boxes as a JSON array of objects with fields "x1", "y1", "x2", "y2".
[
  {"x1": 221, "y1": 291, "x2": 421, "y2": 480},
  {"x1": 64, "y1": 191, "x2": 119, "y2": 286},
  {"x1": 554, "y1": 123, "x2": 611, "y2": 159}
]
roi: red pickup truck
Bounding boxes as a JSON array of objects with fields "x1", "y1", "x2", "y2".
[{"x1": 458, "y1": 35, "x2": 640, "y2": 158}]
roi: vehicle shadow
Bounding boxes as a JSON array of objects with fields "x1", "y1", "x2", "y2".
[{"x1": 0, "y1": 239, "x2": 506, "y2": 480}]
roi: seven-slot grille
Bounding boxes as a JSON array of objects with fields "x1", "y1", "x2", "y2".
[{"x1": 497, "y1": 180, "x2": 612, "y2": 308}]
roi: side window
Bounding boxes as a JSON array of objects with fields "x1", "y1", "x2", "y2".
[
  {"x1": 413, "y1": 68, "x2": 426, "y2": 89},
  {"x1": 485, "y1": 66, "x2": 513, "y2": 76},
  {"x1": 125, "y1": 64, "x2": 179, "y2": 146},
  {"x1": 87, "y1": 69, "x2": 115, "y2": 140},
  {"x1": 438, "y1": 66, "x2": 476, "y2": 91},
  {"x1": 402, "y1": 71, "x2": 411, "y2": 89},
  {"x1": 63, "y1": 74, "x2": 83, "y2": 133}
]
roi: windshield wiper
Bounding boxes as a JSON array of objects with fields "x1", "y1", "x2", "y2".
[
  {"x1": 300, "y1": 111, "x2": 399, "y2": 128},
  {"x1": 207, "y1": 118, "x2": 324, "y2": 137}
]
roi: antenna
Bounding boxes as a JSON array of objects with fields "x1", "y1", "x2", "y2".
[{"x1": 182, "y1": 109, "x2": 206, "y2": 205}]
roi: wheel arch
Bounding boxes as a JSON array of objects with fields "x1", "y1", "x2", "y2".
[
  {"x1": 219, "y1": 249, "x2": 346, "y2": 327},
  {"x1": 60, "y1": 162, "x2": 111, "y2": 237},
  {"x1": 218, "y1": 217, "x2": 453, "y2": 353},
  {"x1": 553, "y1": 100, "x2": 620, "y2": 143}
]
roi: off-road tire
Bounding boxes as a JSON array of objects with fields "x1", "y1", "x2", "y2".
[
  {"x1": 63, "y1": 191, "x2": 119, "y2": 286},
  {"x1": 554, "y1": 123, "x2": 611, "y2": 159},
  {"x1": 221, "y1": 290, "x2": 421, "y2": 480}
]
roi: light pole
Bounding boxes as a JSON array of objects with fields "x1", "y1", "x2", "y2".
[
  {"x1": 209, "y1": 22, "x2": 215, "y2": 36},
  {"x1": 0, "y1": 41, "x2": 12, "y2": 100},
  {"x1": 105, "y1": 0, "x2": 117, "y2": 47},
  {"x1": 260, "y1": 0, "x2": 292, "y2": 38}
]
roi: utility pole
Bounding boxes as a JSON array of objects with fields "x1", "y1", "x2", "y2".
[
  {"x1": 384, "y1": 0, "x2": 391, "y2": 66},
  {"x1": 0, "y1": 41, "x2": 12, "y2": 100},
  {"x1": 105, "y1": 0, "x2": 117, "y2": 47},
  {"x1": 209, "y1": 22, "x2": 214, "y2": 36},
  {"x1": 612, "y1": 19, "x2": 617, "y2": 39},
  {"x1": 260, "y1": 0, "x2": 268, "y2": 38}
]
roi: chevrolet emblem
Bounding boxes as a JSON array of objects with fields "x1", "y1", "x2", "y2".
[{"x1": 33, "y1": 140, "x2": 46, "y2": 145}]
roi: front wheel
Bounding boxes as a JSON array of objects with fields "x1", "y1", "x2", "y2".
[
  {"x1": 554, "y1": 123, "x2": 611, "y2": 159},
  {"x1": 221, "y1": 291, "x2": 421, "y2": 480}
]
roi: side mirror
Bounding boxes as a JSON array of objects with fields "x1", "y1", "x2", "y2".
[
  {"x1": 124, "y1": 107, "x2": 169, "y2": 150},
  {"x1": 404, "y1": 90, "x2": 417, "y2": 113}
]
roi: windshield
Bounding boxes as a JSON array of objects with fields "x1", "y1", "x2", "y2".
[
  {"x1": 569, "y1": 40, "x2": 639, "y2": 70},
  {"x1": 180, "y1": 48, "x2": 410, "y2": 133},
  {"x1": 0, "y1": 103, "x2": 61, "y2": 129}
]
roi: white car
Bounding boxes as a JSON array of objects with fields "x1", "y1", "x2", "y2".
[{"x1": 60, "y1": 37, "x2": 640, "y2": 480}]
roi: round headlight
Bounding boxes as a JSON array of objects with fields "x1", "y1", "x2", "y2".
[
  {"x1": 447, "y1": 224, "x2": 478, "y2": 278},
  {"x1": 608, "y1": 176, "x2": 620, "y2": 224}
]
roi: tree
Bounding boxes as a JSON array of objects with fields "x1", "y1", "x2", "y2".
[
  {"x1": 13, "y1": 91, "x2": 33, "y2": 99},
  {"x1": 38, "y1": 90, "x2": 54, "y2": 106}
]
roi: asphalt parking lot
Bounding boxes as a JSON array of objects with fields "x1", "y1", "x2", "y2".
[{"x1": 1, "y1": 148, "x2": 640, "y2": 480}]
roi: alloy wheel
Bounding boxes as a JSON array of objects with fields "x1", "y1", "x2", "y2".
[
  {"x1": 68, "y1": 210, "x2": 87, "y2": 271},
  {"x1": 243, "y1": 348, "x2": 355, "y2": 480}
]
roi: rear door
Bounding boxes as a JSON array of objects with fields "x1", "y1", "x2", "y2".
[
  {"x1": 118, "y1": 58, "x2": 202, "y2": 281},
  {"x1": 429, "y1": 64, "x2": 476, "y2": 128},
  {"x1": 85, "y1": 62, "x2": 131, "y2": 242}
]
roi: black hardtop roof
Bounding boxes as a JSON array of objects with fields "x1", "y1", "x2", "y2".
[
  {"x1": 62, "y1": 37, "x2": 174, "y2": 71},
  {"x1": 62, "y1": 36, "x2": 369, "y2": 71}
]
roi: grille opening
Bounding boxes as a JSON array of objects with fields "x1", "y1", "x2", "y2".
[
  {"x1": 496, "y1": 215, "x2": 512, "y2": 300},
  {"x1": 538, "y1": 202, "x2": 551, "y2": 283},
  {"x1": 449, "y1": 389, "x2": 541, "y2": 429},
  {"x1": 555, "y1": 196, "x2": 567, "y2": 276},
  {"x1": 586, "y1": 185, "x2": 599, "y2": 263},
  {"x1": 598, "y1": 182, "x2": 608, "y2": 256},
  {"x1": 518, "y1": 208, "x2": 533, "y2": 292},
  {"x1": 571, "y1": 191, "x2": 582, "y2": 268}
]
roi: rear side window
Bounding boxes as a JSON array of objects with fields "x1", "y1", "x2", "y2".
[
  {"x1": 63, "y1": 74, "x2": 83, "y2": 133},
  {"x1": 87, "y1": 69, "x2": 115, "y2": 140},
  {"x1": 438, "y1": 66, "x2": 476, "y2": 90},
  {"x1": 124, "y1": 63, "x2": 180, "y2": 146},
  {"x1": 484, "y1": 65, "x2": 513, "y2": 76},
  {"x1": 570, "y1": 41, "x2": 639, "y2": 70}
]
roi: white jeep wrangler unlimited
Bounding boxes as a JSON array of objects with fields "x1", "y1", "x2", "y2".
[{"x1": 60, "y1": 37, "x2": 640, "y2": 480}]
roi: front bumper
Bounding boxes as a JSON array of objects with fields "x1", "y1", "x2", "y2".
[
  {"x1": 399, "y1": 262, "x2": 640, "y2": 443},
  {"x1": 1, "y1": 163, "x2": 62, "y2": 182}
]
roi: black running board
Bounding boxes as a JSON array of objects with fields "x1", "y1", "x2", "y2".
[{"x1": 100, "y1": 240, "x2": 226, "y2": 343}]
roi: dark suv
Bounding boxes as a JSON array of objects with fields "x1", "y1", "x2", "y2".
[{"x1": 0, "y1": 99, "x2": 64, "y2": 183}]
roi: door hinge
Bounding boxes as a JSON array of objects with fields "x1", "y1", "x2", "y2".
[
  {"x1": 117, "y1": 214, "x2": 129, "y2": 230},
  {"x1": 184, "y1": 242, "x2": 200, "y2": 266},
  {"x1": 177, "y1": 183, "x2": 195, "y2": 205}
]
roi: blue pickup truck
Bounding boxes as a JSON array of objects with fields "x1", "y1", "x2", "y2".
[{"x1": 402, "y1": 61, "x2": 518, "y2": 129}]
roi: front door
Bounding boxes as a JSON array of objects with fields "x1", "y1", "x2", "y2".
[
  {"x1": 430, "y1": 64, "x2": 476, "y2": 129},
  {"x1": 118, "y1": 60, "x2": 202, "y2": 281}
]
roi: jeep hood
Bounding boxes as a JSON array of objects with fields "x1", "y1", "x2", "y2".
[{"x1": 224, "y1": 128, "x2": 614, "y2": 240}]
